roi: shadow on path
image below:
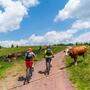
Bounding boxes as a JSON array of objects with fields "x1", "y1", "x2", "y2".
[
  {"x1": 60, "y1": 60, "x2": 83, "y2": 70},
  {"x1": 38, "y1": 70, "x2": 46, "y2": 76},
  {"x1": 18, "y1": 76, "x2": 26, "y2": 81}
]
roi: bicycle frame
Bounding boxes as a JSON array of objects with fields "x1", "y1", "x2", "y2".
[
  {"x1": 46, "y1": 58, "x2": 51, "y2": 75},
  {"x1": 23, "y1": 67, "x2": 33, "y2": 85}
]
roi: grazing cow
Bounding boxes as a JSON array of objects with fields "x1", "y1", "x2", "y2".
[
  {"x1": 7, "y1": 51, "x2": 24, "y2": 62},
  {"x1": 64, "y1": 46, "x2": 87, "y2": 65},
  {"x1": 7, "y1": 53, "x2": 16, "y2": 62},
  {"x1": 15, "y1": 52, "x2": 23, "y2": 57}
]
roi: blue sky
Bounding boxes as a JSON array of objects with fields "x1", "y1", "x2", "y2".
[
  {"x1": 0, "y1": 0, "x2": 90, "y2": 47},
  {"x1": 0, "y1": 0, "x2": 69, "y2": 40}
]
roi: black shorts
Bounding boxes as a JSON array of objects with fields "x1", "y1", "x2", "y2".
[{"x1": 46, "y1": 58, "x2": 52, "y2": 63}]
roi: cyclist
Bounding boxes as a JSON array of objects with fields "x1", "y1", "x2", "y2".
[
  {"x1": 24, "y1": 48, "x2": 35, "y2": 84},
  {"x1": 44, "y1": 45, "x2": 54, "y2": 75}
]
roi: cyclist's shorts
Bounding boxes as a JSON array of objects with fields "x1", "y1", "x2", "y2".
[
  {"x1": 25, "y1": 60, "x2": 33, "y2": 68},
  {"x1": 46, "y1": 58, "x2": 51, "y2": 62}
]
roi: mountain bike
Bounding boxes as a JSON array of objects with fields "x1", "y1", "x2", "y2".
[
  {"x1": 23, "y1": 67, "x2": 34, "y2": 85},
  {"x1": 45, "y1": 58, "x2": 52, "y2": 75}
]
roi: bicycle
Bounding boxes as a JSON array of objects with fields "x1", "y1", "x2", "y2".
[
  {"x1": 23, "y1": 67, "x2": 34, "y2": 85},
  {"x1": 45, "y1": 58, "x2": 52, "y2": 75}
]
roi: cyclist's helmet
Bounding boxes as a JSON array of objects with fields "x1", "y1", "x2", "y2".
[{"x1": 28, "y1": 48, "x2": 32, "y2": 52}]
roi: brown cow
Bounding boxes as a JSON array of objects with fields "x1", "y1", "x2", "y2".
[
  {"x1": 64, "y1": 46, "x2": 87, "y2": 65},
  {"x1": 15, "y1": 52, "x2": 23, "y2": 57},
  {"x1": 7, "y1": 52, "x2": 24, "y2": 62},
  {"x1": 7, "y1": 53, "x2": 16, "y2": 62}
]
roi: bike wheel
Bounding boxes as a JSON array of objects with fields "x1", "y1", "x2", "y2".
[
  {"x1": 23, "y1": 68, "x2": 32, "y2": 85},
  {"x1": 26, "y1": 68, "x2": 32, "y2": 82},
  {"x1": 46, "y1": 62, "x2": 50, "y2": 75}
]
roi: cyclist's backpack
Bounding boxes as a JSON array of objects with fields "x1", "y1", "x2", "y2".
[
  {"x1": 46, "y1": 48, "x2": 52, "y2": 56},
  {"x1": 25, "y1": 52, "x2": 33, "y2": 59}
]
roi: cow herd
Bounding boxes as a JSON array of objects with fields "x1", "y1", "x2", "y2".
[
  {"x1": 0, "y1": 51, "x2": 24, "y2": 62},
  {"x1": 0, "y1": 47, "x2": 44, "y2": 62},
  {"x1": 64, "y1": 46, "x2": 87, "y2": 65}
]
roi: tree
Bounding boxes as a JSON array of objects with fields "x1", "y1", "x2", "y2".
[
  {"x1": 16, "y1": 45, "x2": 19, "y2": 48},
  {"x1": 11, "y1": 44, "x2": 14, "y2": 48},
  {"x1": 0, "y1": 45, "x2": 2, "y2": 49}
]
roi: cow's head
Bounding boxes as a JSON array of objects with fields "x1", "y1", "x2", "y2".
[{"x1": 64, "y1": 49, "x2": 70, "y2": 56}]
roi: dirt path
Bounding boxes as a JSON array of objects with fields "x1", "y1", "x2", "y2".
[{"x1": 0, "y1": 51, "x2": 75, "y2": 90}]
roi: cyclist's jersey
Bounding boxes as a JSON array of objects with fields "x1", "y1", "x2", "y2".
[
  {"x1": 44, "y1": 49, "x2": 53, "y2": 58},
  {"x1": 25, "y1": 51, "x2": 35, "y2": 68},
  {"x1": 25, "y1": 51, "x2": 35, "y2": 60}
]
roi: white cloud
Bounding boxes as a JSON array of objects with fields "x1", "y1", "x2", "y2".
[
  {"x1": 0, "y1": 39, "x2": 28, "y2": 47},
  {"x1": 0, "y1": 30, "x2": 77, "y2": 47},
  {"x1": 28, "y1": 34, "x2": 45, "y2": 45},
  {"x1": 54, "y1": 0, "x2": 90, "y2": 22},
  {"x1": 54, "y1": 0, "x2": 80, "y2": 22},
  {"x1": 19, "y1": 0, "x2": 39, "y2": 7},
  {"x1": 54, "y1": 0, "x2": 90, "y2": 41},
  {"x1": 74, "y1": 32, "x2": 90, "y2": 43},
  {"x1": 1, "y1": 29, "x2": 90, "y2": 47},
  {"x1": 27, "y1": 30, "x2": 78, "y2": 45},
  {"x1": 71, "y1": 20, "x2": 90, "y2": 30},
  {"x1": 0, "y1": 0, "x2": 39, "y2": 33}
]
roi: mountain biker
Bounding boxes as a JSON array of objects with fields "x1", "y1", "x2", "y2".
[
  {"x1": 44, "y1": 45, "x2": 54, "y2": 74},
  {"x1": 24, "y1": 48, "x2": 35, "y2": 84}
]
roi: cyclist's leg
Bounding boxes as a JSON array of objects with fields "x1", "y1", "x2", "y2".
[
  {"x1": 48, "y1": 58, "x2": 51, "y2": 71},
  {"x1": 25, "y1": 68, "x2": 31, "y2": 83},
  {"x1": 45, "y1": 58, "x2": 48, "y2": 74},
  {"x1": 46, "y1": 58, "x2": 50, "y2": 75},
  {"x1": 29, "y1": 67, "x2": 32, "y2": 77},
  {"x1": 47, "y1": 62, "x2": 50, "y2": 75},
  {"x1": 27, "y1": 61, "x2": 33, "y2": 82},
  {"x1": 46, "y1": 58, "x2": 48, "y2": 70},
  {"x1": 26, "y1": 68, "x2": 30, "y2": 83},
  {"x1": 50, "y1": 58, "x2": 52, "y2": 67},
  {"x1": 23, "y1": 68, "x2": 29, "y2": 84}
]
